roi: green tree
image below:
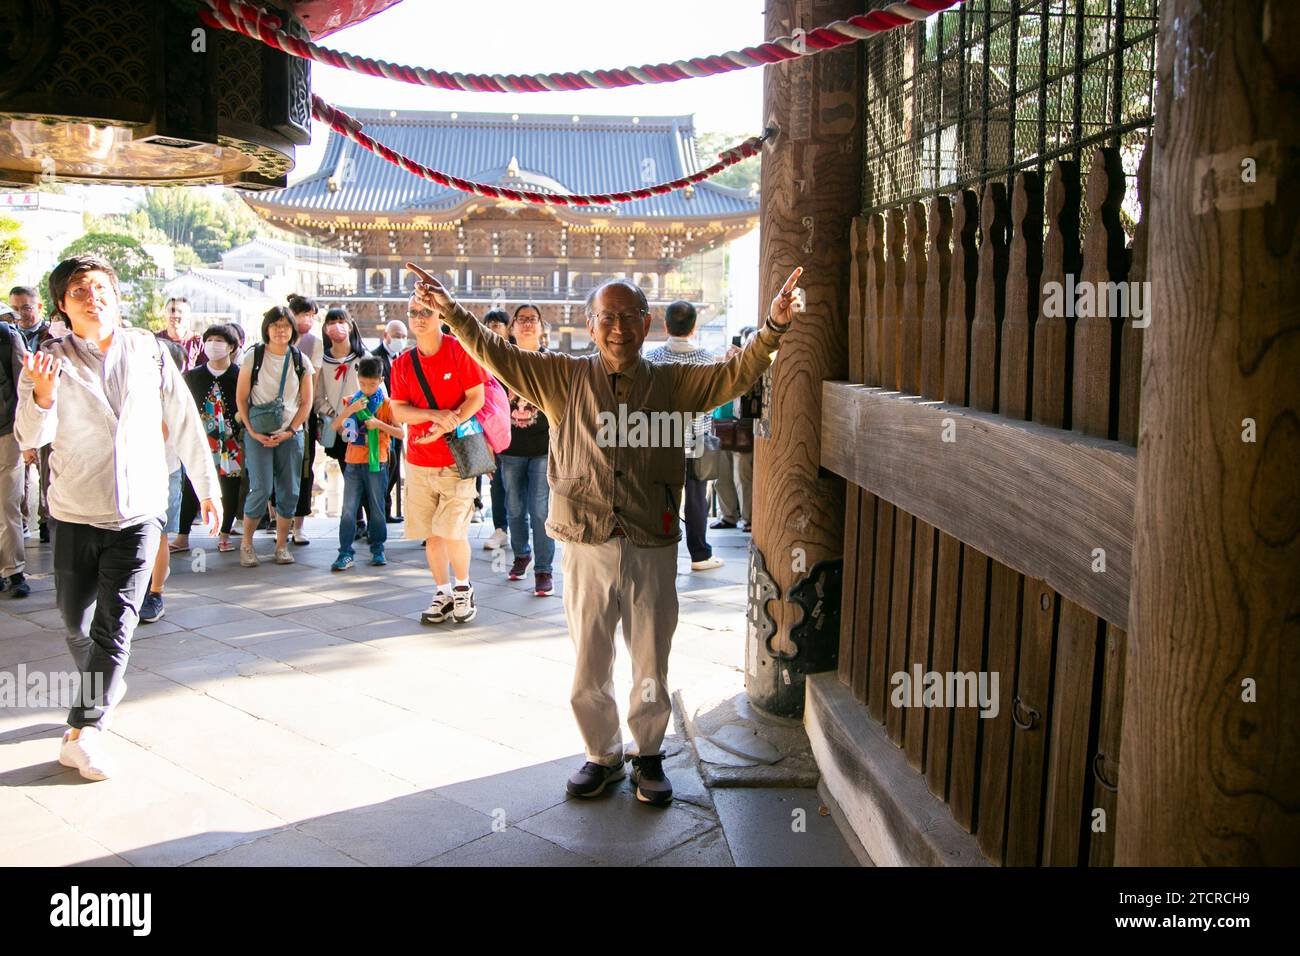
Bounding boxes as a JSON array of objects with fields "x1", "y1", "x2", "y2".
[
  {"x1": 695, "y1": 132, "x2": 761, "y2": 195},
  {"x1": 0, "y1": 216, "x2": 27, "y2": 290},
  {"x1": 137, "y1": 187, "x2": 267, "y2": 262},
  {"x1": 43, "y1": 233, "x2": 163, "y2": 329}
]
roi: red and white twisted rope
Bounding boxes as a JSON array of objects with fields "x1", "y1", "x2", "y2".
[
  {"x1": 199, "y1": 0, "x2": 964, "y2": 93},
  {"x1": 312, "y1": 96, "x2": 768, "y2": 206}
]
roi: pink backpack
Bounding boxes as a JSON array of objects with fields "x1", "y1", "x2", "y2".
[{"x1": 478, "y1": 372, "x2": 512, "y2": 454}]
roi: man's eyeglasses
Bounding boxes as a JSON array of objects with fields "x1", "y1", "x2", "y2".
[
  {"x1": 408, "y1": 308, "x2": 437, "y2": 319},
  {"x1": 67, "y1": 284, "x2": 114, "y2": 301},
  {"x1": 13, "y1": 304, "x2": 36, "y2": 313},
  {"x1": 590, "y1": 310, "x2": 646, "y2": 327}
]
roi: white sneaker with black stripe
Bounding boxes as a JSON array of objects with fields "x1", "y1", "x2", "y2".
[
  {"x1": 421, "y1": 591, "x2": 454, "y2": 625},
  {"x1": 452, "y1": 584, "x2": 477, "y2": 623}
]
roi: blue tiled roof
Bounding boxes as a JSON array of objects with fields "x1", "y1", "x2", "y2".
[{"x1": 260, "y1": 109, "x2": 759, "y2": 221}]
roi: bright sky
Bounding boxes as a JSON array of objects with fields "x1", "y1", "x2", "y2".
[{"x1": 295, "y1": 0, "x2": 767, "y2": 180}]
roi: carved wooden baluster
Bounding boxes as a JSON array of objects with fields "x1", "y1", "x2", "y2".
[
  {"x1": 1073, "y1": 147, "x2": 1128, "y2": 439},
  {"x1": 968, "y1": 181, "x2": 1010, "y2": 413},
  {"x1": 881, "y1": 207, "x2": 907, "y2": 391},
  {"x1": 900, "y1": 201, "x2": 928, "y2": 395},
  {"x1": 921, "y1": 196, "x2": 952, "y2": 402},
  {"x1": 1032, "y1": 161, "x2": 1082, "y2": 430},
  {"x1": 942, "y1": 190, "x2": 980, "y2": 407},
  {"x1": 862, "y1": 213, "x2": 886, "y2": 389},
  {"x1": 1000, "y1": 171, "x2": 1044, "y2": 420}
]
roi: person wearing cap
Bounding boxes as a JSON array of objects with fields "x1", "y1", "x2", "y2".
[{"x1": 406, "y1": 260, "x2": 803, "y2": 807}]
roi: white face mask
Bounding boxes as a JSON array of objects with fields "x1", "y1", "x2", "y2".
[
  {"x1": 48, "y1": 320, "x2": 69, "y2": 339},
  {"x1": 204, "y1": 341, "x2": 230, "y2": 361},
  {"x1": 387, "y1": 337, "x2": 408, "y2": 353}
]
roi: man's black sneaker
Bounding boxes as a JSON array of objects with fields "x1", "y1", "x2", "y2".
[
  {"x1": 629, "y1": 754, "x2": 673, "y2": 806},
  {"x1": 566, "y1": 760, "x2": 626, "y2": 798},
  {"x1": 38, "y1": 523, "x2": 49, "y2": 544},
  {"x1": 7, "y1": 573, "x2": 30, "y2": 599}
]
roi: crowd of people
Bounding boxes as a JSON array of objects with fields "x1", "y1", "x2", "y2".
[{"x1": 4, "y1": 252, "x2": 797, "y2": 808}]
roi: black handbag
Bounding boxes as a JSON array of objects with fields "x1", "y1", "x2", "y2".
[
  {"x1": 688, "y1": 432, "x2": 725, "y2": 481},
  {"x1": 408, "y1": 349, "x2": 495, "y2": 480}
]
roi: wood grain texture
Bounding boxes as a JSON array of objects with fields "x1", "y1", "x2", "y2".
[
  {"x1": 905, "y1": 520, "x2": 937, "y2": 771},
  {"x1": 976, "y1": 562, "x2": 1024, "y2": 863},
  {"x1": 1089, "y1": 624, "x2": 1126, "y2": 866},
  {"x1": 820, "y1": 387, "x2": 1136, "y2": 628},
  {"x1": 1005, "y1": 579, "x2": 1059, "y2": 866},
  {"x1": 943, "y1": 190, "x2": 980, "y2": 407},
  {"x1": 1120, "y1": 0, "x2": 1300, "y2": 865},
  {"x1": 885, "y1": 510, "x2": 915, "y2": 746},
  {"x1": 925, "y1": 531, "x2": 963, "y2": 800},
  {"x1": 1041, "y1": 600, "x2": 1101, "y2": 865},
  {"x1": 949, "y1": 548, "x2": 989, "y2": 832},
  {"x1": 851, "y1": 492, "x2": 878, "y2": 705},
  {"x1": 754, "y1": 0, "x2": 859, "y2": 664},
  {"x1": 866, "y1": 497, "x2": 896, "y2": 722}
]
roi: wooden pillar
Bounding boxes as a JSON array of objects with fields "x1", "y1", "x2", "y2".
[
  {"x1": 1119, "y1": 0, "x2": 1300, "y2": 865},
  {"x1": 748, "y1": 0, "x2": 861, "y2": 716}
]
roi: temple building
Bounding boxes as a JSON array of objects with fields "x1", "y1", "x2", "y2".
[{"x1": 242, "y1": 109, "x2": 760, "y2": 350}]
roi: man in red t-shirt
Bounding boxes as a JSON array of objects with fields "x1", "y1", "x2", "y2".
[{"x1": 389, "y1": 297, "x2": 488, "y2": 624}]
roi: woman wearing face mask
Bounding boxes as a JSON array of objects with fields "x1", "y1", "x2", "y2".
[
  {"x1": 174, "y1": 325, "x2": 245, "y2": 553},
  {"x1": 315, "y1": 306, "x2": 373, "y2": 539},
  {"x1": 286, "y1": 294, "x2": 320, "y2": 545}
]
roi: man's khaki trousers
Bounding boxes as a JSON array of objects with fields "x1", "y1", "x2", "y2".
[
  {"x1": 561, "y1": 537, "x2": 678, "y2": 766},
  {"x1": 0, "y1": 432, "x2": 27, "y2": 579}
]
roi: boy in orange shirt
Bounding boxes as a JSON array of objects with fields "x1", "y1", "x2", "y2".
[{"x1": 330, "y1": 356, "x2": 403, "y2": 570}]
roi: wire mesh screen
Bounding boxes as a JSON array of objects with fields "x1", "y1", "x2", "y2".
[{"x1": 862, "y1": 0, "x2": 1158, "y2": 237}]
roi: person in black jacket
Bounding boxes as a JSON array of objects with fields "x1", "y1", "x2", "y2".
[
  {"x1": 370, "y1": 319, "x2": 408, "y2": 522},
  {"x1": 0, "y1": 318, "x2": 29, "y2": 596},
  {"x1": 8, "y1": 287, "x2": 53, "y2": 544},
  {"x1": 170, "y1": 325, "x2": 245, "y2": 556}
]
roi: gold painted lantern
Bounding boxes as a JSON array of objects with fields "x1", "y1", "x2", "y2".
[{"x1": 0, "y1": 0, "x2": 311, "y2": 189}]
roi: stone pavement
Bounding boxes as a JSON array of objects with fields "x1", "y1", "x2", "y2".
[{"x1": 0, "y1": 516, "x2": 858, "y2": 867}]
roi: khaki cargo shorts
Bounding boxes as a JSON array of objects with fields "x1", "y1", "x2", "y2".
[{"x1": 404, "y1": 463, "x2": 477, "y2": 541}]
